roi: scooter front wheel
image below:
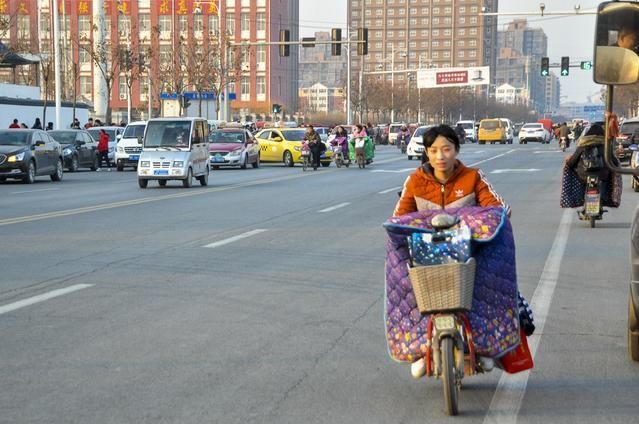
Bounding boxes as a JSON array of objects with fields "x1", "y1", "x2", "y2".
[
  {"x1": 590, "y1": 216, "x2": 596, "y2": 228},
  {"x1": 441, "y1": 337, "x2": 459, "y2": 416}
]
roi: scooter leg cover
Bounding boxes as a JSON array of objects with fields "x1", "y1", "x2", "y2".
[
  {"x1": 603, "y1": 173, "x2": 622, "y2": 208},
  {"x1": 560, "y1": 164, "x2": 585, "y2": 208}
]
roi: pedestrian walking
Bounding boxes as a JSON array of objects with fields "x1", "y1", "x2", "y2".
[
  {"x1": 31, "y1": 118, "x2": 42, "y2": 129},
  {"x1": 9, "y1": 118, "x2": 20, "y2": 128},
  {"x1": 97, "y1": 128, "x2": 111, "y2": 170}
]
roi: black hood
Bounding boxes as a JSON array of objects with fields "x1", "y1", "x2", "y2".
[{"x1": 0, "y1": 145, "x2": 28, "y2": 155}]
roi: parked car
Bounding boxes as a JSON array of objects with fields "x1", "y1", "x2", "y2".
[
  {"x1": 478, "y1": 119, "x2": 506, "y2": 144},
  {"x1": 86, "y1": 126, "x2": 123, "y2": 164},
  {"x1": 48, "y1": 129, "x2": 99, "y2": 171},
  {"x1": 255, "y1": 128, "x2": 332, "y2": 167},
  {"x1": 406, "y1": 125, "x2": 435, "y2": 160},
  {"x1": 456, "y1": 120, "x2": 477, "y2": 143},
  {"x1": 0, "y1": 129, "x2": 64, "y2": 184},
  {"x1": 116, "y1": 121, "x2": 147, "y2": 171},
  {"x1": 314, "y1": 127, "x2": 331, "y2": 142},
  {"x1": 209, "y1": 128, "x2": 260, "y2": 169},
  {"x1": 615, "y1": 116, "x2": 639, "y2": 164},
  {"x1": 518, "y1": 123, "x2": 550, "y2": 144}
]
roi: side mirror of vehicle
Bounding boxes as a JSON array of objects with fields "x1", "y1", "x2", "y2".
[
  {"x1": 116, "y1": 134, "x2": 123, "y2": 141},
  {"x1": 594, "y1": 2, "x2": 639, "y2": 85},
  {"x1": 77, "y1": 140, "x2": 86, "y2": 146},
  {"x1": 630, "y1": 144, "x2": 639, "y2": 151},
  {"x1": 34, "y1": 141, "x2": 45, "y2": 147},
  {"x1": 137, "y1": 136, "x2": 143, "y2": 145},
  {"x1": 272, "y1": 137, "x2": 282, "y2": 142}
]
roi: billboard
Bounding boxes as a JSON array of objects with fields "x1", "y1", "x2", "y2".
[{"x1": 417, "y1": 66, "x2": 490, "y2": 89}]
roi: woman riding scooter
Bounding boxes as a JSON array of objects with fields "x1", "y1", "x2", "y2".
[
  {"x1": 304, "y1": 125, "x2": 324, "y2": 170},
  {"x1": 330, "y1": 126, "x2": 349, "y2": 163},
  {"x1": 396, "y1": 124, "x2": 411, "y2": 153}
]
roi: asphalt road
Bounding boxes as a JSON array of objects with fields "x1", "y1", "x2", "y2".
[{"x1": 1, "y1": 143, "x2": 638, "y2": 423}]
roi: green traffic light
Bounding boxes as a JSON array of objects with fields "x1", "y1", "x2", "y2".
[{"x1": 581, "y1": 61, "x2": 592, "y2": 70}]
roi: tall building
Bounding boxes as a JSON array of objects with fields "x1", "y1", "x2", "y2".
[
  {"x1": 495, "y1": 19, "x2": 549, "y2": 112},
  {"x1": 347, "y1": 0, "x2": 499, "y2": 86},
  {"x1": 298, "y1": 31, "x2": 346, "y2": 89},
  {"x1": 0, "y1": 0, "x2": 298, "y2": 121}
]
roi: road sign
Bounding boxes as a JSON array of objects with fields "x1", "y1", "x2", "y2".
[
  {"x1": 417, "y1": 66, "x2": 490, "y2": 89},
  {"x1": 583, "y1": 105, "x2": 604, "y2": 112}
]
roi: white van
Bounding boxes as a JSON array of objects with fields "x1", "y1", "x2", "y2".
[
  {"x1": 137, "y1": 118, "x2": 210, "y2": 188},
  {"x1": 455, "y1": 120, "x2": 477, "y2": 143},
  {"x1": 499, "y1": 118, "x2": 514, "y2": 144},
  {"x1": 116, "y1": 121, "x2": 146, "y2": 171}
]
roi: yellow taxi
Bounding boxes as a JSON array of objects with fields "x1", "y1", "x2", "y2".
[
  {"x1": 254, "y1": 128, "x2": 332, "y2": 167},
  {"x1": 478, "y1": 119, "x2": 506, "y2": 145}
]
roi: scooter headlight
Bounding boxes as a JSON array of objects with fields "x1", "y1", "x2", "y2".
[{"x1": 434, "y1": 316, "x2": 456, "y2": 331}]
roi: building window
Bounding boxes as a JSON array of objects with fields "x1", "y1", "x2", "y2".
[
  {"x1": 194, "y1": 15, "x2": 204, "y2": 32},
  {"x1": 138, "y1": 0, "x2": 150, "y2": 8},
  {"x1": 118, "y1": 15, "x2": 130, "y2": 37},
  {"x1": 179, "y1": 16, "x2": 188, "y2": 33},
  {"x1": 140, "y1": 78, "x2": 149, "y2": 101},
  {"x1": 80, "y1": 76, "x2": 92, "y2": 97},
  {"x1": 79, "y1": 48, "x2": 90, "y2": 65},
  {"x1": 240, "y1": 77, "x2": 250, "y2": 101},
  {"x1": 256, "y1": 45, "x2": 266, "y2": 67},
  {"x1": 257, "y1": 76, "x2": 266, "y2": 100},
  {"x1": 226, "y1": 14, "x2": 235, "y2": 35},
  {"x1": 159, "y1": 15, "x2": 171, "y2": 34},
  {"x1": 209, "y1": 15, "x2": 219, "y2": 34},
  {"x1": 119, "y1": 76, "x2": 127, "y2": 99},
  {"x1": 78, "y1": 16, "x2": 91, "y2": 34},
  {"x1": 241, "y1": 13, "x2": 250, "y2": 34},
  {"x1": 256, "y1": 13, "x2": 266, "y2": 32}
]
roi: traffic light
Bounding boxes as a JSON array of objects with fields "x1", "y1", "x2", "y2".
[
  {"x1": 580, "y1": 60, "x2": 592, "y2": 70},
  {"x1": 541, "y1": 57, "x2": 549, "y2": 77},
  {"x1": 357, "y1": 28, "x2": 368, "y2": 55},
  {"x1": 331, "y1": 28, "x2": 342, "y2": 56},
  {"x1": 561, "y1": 56, "x2": 570, "y2": 76},
  {"x1": 272, "y1": 104, "x2": 281, "y2": 114},
  {"x1": 279, "y1": 29, "x2": 290, "y2": 57}
]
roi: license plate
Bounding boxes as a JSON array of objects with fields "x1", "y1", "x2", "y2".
[
  {"x1": 585, "y1": 191, "x2": 600, "y2": 215},
  {"x1": 129, "y1": 155, "x2": 139, "y2": 161},
  {"x1": 415, "y1": 147, "x2": 424, "y2": 152},
  {"x1": 153, "y1": 169, "x2": 168, "y2": 175},
  {"x1": 212, "y1": 155, "x2": 225, "y2": 163}
]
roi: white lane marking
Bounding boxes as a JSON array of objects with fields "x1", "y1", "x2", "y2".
[
  {"x1": 491, "y1": 168, "x2": 541, "y2": 174},
  {"x1": 203, "y1": 229, "x2": 268, "y2": 249},
  {"x1": 0, "y1": 284, "x2": 93, "y2": 315},
  {"x1": 468, "y1": 149, "x2": 517, "y2": 167},
  {"x1": 370, "y1": 168, "x2": 415, "y2": 173},
  {"x1": 483, "y1": 209, "x2": 573, "y2": 424},
  {"x1": 534, "y1": 150, "x2": 562, "y2": 154},
  {"x1": 318, "y1": 202, "x2": 350, "y2": 213},
  {"x1": 10, "y1": 188, "x2": 60, "y2": 195},
  {"x1": 378, "y1": 186, "x2": 403, "y2": 194}
]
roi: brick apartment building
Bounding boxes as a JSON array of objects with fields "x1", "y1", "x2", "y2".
[{"x1": 0, "y1": 0, "x2": 299, "y2": 122}]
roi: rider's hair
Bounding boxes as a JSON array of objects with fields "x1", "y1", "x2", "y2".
[
  {"x1": 422, "y1": 124, "x2": 460, "y2": 152},
  {"x1": 587, "y1": 123, "x2": 605, "y2": 136}
]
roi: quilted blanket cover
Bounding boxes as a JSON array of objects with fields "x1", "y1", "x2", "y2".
[{"x1": 384, "y1": 207, "x2": 520, "y2": 362}]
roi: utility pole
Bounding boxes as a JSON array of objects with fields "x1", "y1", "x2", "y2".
[{"x1": 53, "y1": 0, "x2": 61, "y2": 129}]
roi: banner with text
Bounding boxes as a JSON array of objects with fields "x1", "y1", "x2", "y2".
[{"x1": 417, "y1": 66, "x2": 490, "y2": 89}]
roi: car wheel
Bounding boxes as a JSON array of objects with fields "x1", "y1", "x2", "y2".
[
  {"x1": 50, "y1": 159, "x2": 63, "y2": 181},
  {"x1": 240, "y1": 154, "x2": 248, "y2": 169},
  {"x1": 198, "y1": 169, "x2": 209, "y2": 186},
  {"x1": 252, "y1": 154, "x2": 260, "y2": 168},
  {"x1": 183, "y1": 168, "x2": 193, "y2": 188},
  {"x1": 69, "y1": 155, "x2": 79, "y2": 172},
  {"x1": 117, "y1": 164, "x2": 124, "y2": 171},
  {"x1": 158, "y1": 180, "x2": 167, "y2": 187},
  {"x1": 321, "y1": 161, "x2": 330, "y2": 167},
  {"x1": 23, "y1": 160, "x2": 36, "y2": 184},
  {"x1": 90, "y1": 155, "x2": 99, "y2": 171},
  {"x1": 634, "y1": 179, "x2": 639, "y2": 192},
  {"x1": 629, "y1": 297, "x2": 639, "y2": 361},
  {"x1": 283, "y1": 150, "x2": 294, "y2": 167},
  {"x1": 408, "y1": 155, "x2": 413, "y2": 160},
  {"x1": 138, "y1": 179, "x2": 148, "y2": 188}
]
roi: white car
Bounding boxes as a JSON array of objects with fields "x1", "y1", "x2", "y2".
[
  {"x1": 456, "y1": 120, "x2": 477, "y2": 143},
  {"x1": 116, "y1": 121, "x2": 146, "y2": 171},
  {"x1": 499, "y1": 118, "x2": 514, "y2": 144},
  {"x1": 388, "y1": 123, "x2": 406, "y2": 145},
  {"x1": 407, "y1": 125, "x2": 435, "y2": 160},
  {"x1": 86, "y1": 126, "x2": 123, "y2": 164},
  {"x1": 518, "y1": 123, "x2": 550, "y2": 144}
]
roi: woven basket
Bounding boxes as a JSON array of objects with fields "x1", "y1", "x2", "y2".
[{"x1": 408, "y1": 258, "x2": 476, "y2": 313}]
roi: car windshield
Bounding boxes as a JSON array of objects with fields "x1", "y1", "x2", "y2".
[
  {"x1": 49, "y1": 131, "x2": 77, "y2": 143},
  {"x1": 144, "y1": 121, "x2": 192, "y2": 149},
  {"x1": 0, "y1": 131, "x2": 29, "y2": 146},
  {"x1": 280, "y1": 130, "x2": 307, "y2": 141},
  {"x1": 621, "y1": 122, "x2": 639, "y2": 135},
  {"x1": 123, "y1": 124, "x2": 146, "y2": 138},
  {"x1": 458, "y1": 123, "x2": 474, "y2": 129},
  {"x1": 210, "y1": 131, "x2": 244, "y2": 143},
  {"x1": 481, "y1": 121, "x2": 499, "y2": 129},
  {"x1": 413, "y1": 127, "x2": 431, "y2": 137},
  {"x1": 523, "y1": 124, "x2": 543, "y2": 129}
]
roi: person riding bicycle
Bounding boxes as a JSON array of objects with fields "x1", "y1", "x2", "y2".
[
  {"x1": 558, "y1": 122, "x2": 570, "y2": 147},
  {"x1": 393, "y1": 124, "x2": 533, "y2": 376},
  {"x1": 565, "y1": 123, "x2": 619, "y2": 217},
  {"x1": 396, "y1": 124, "x2": 411, "y2": 149},
  {"x1": 304, "y1": 125, "x2": 324, "y2": 169},
  {"x1": 331, "y1": 125, "x2": 349, "y2": 159}
]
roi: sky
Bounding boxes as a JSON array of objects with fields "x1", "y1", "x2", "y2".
[{"x1": 299, "y1": 0, "x2": 603, "y2": 104}]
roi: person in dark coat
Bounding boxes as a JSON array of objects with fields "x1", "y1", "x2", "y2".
[
  {"x1": 31, "y1": 118, "x2": 42, "y2": 129},
  {"x1": 304, "y1": 125, "x2": 324, "y2": 169}
]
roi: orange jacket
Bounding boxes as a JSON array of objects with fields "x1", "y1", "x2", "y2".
[{"x1": 393, "y1": 161, "x2": 510, "y2": 216}]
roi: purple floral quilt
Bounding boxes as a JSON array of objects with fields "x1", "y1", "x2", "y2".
[{"x1": 384, "y1": 207, "x2": 520, "y2": 362}]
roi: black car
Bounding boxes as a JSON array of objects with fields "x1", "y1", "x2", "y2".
[
  {"x1": 616, "y1": 117, "x2": 639, "y2": 164},
  {"x1": 0, "y1": 129, "x2": 64, "y2": 184},
  {"x1": 48, "y1": 130, "x2": 99, "y2": 171}
]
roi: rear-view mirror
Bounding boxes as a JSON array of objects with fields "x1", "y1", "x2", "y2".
[
  {"x1": 137, "y1": 136, "x2": 143, "y2": 144},
  {"x1": 272, "y1": 136, "x2": 282, "y2": 142},
  {"x1": 594, "y1": 1, "x2": 639, "y2": 85},
  {"x1": 116, "y1": 134, "x2": 122, "y2": 141}
]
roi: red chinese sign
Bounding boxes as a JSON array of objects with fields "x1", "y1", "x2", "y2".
[
  {"x1": 0, "y1": 0, "x2": 7, "y2": 14},
  {"x1": 78, "y1": 1, "x2": 91, "y2": 15},
  {"x1": 17, "y1": 0, "x2": 29, "y2": 14},
  {"x1": 436, "y1": 71, "x2": 469, "y2": 85}
]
